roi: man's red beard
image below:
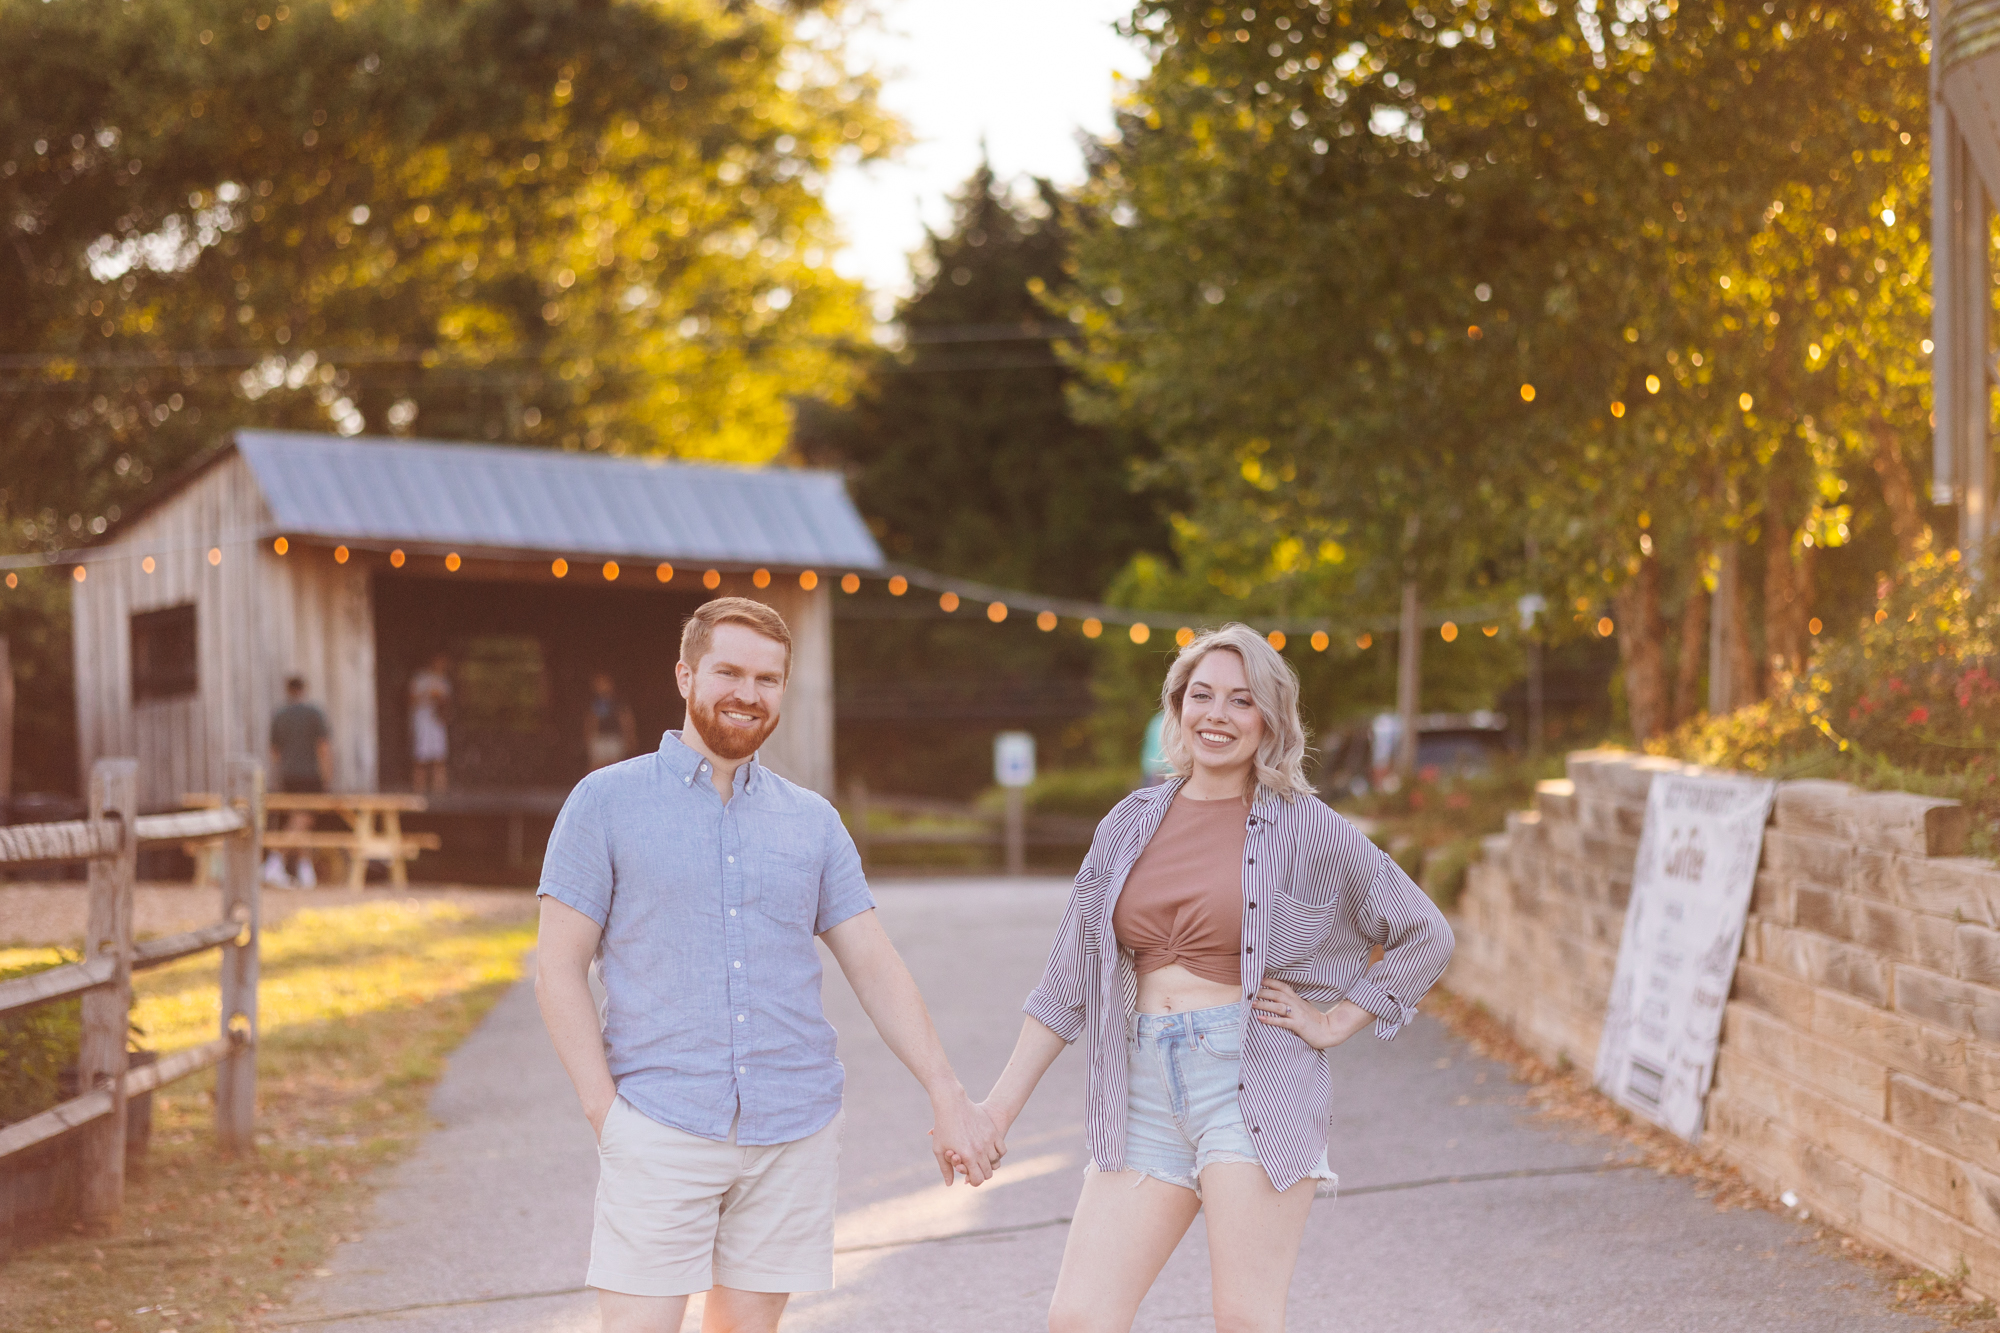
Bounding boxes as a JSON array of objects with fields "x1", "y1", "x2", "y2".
[{"x1": 686, "y1": 689, "x2": 779, "y2": 761}]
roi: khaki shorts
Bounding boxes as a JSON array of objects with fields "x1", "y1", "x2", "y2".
[{"x1": 588, "y1": 1096, "x2": 842, "y2": 1298}]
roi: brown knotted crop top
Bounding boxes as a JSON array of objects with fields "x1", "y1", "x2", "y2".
[{"x1": 1111, "y1": 790, "x2": 1248, "y2": 985}]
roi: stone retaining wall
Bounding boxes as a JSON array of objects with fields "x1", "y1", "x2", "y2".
[{"x1": 1452, "y1": 748, "x2": 2000, "y2": 1293}]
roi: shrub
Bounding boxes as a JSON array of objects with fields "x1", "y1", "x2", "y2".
[{"x1": 0, "y1": 952, "x2": 82, "y2": 1128}]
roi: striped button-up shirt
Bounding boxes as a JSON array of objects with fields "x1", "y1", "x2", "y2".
[{"x1": 1024, "y1": 777, "x2": 1454, "y2": 1191}]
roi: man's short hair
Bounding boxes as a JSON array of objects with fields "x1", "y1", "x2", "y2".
[
  {"x1": 285, "y1": 675, "x2": 307, "y2": 695},
  {"x1": 680, "y1": 597, "x2": 792, "y2": 678}
]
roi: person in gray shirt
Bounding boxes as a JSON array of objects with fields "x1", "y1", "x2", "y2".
[{"x1": 535, "y1": 596, "x2": 1004, "y2": 1333}]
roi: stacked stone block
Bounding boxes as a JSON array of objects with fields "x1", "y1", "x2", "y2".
[{"x1": 1452, "y1": 749, "x2": 2000, "y2": 1294}]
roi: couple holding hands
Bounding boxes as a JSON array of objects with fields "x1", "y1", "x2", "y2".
[{"x1": 536, "y1": 598, "x2": 1453, "y2": 1332}]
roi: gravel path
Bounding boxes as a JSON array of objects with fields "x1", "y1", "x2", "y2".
[{"x1": 272, "y1": 880, "x2": 1939, "y2": 1332}]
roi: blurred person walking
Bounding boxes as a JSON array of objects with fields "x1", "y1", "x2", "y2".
[
  {"x1": 409, "y1": 652, "x2": 452, "y2": 793},
  {"x1": 534, "y1": 597, "x2": 1004, "y2": 1333},
  {"x1": 265, "y1": 675, "x2": 330, "y2": 888},
  {"x1": 584, "y1": 671, "x2": 638, "y2": 771},
  {"x1": 970, "y1": 623, "x2": 1454, "y2": 1332}
]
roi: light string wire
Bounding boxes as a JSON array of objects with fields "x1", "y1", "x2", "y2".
[{"x1": 0, "y1": 530, "x2": 1517, "y2": 647}]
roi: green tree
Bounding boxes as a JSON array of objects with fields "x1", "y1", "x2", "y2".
[
  {"x1": 0, "y1": 0, "x2": 889, "y2": 792},
  {"x1": 1064, "y1": 0, "x2": 1932, "y2": 742},
  {"x1": 799, "y1": 163, "x2": 1171, "y2": 794}
]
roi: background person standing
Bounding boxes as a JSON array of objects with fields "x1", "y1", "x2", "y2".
[
  {"x1": 266, "y1": 675, "x2": 330, "y2": 888},
  {"x1": 409, "y1": 653, "x2": 452, "y2": 793},
  {"x1": 584, "y1": 671, "x2": 638, "y2": 771}
]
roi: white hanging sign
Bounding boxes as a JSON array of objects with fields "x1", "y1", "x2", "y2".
[{"x1": 1595, "y1": 770, "x2": 1776, "y2": 1143}]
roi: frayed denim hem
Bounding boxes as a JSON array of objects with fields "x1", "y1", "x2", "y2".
[{"x1": 1084, "y1": 1158, "x2": 1200, "y2": 1195}]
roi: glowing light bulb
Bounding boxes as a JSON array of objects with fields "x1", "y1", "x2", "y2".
[
  {"x1": 987, "y1": 601, "x2": 1007, "y2": 622},
  {"x1": 1440, "y1": 622, "x2": 1459, "y2": 642},
  {"x1": 1130, "y1": 623, "x2": 1150, "y2": 644},
  {"x1": 1267, "y1": 630, "x2": 1287, "y2": 650},
  {"x1": 753, "y1": 568, "x2": 771, "y2": 588},
  {"x1": 702, "y1": 569, "x2": 720, "y2": 589},
  {"x1": 799, "y1": 570, "x2": 818, "y2": 590},
  {"x1": 657, "y1": 563, "x2": 674, "y2": 582},
  {"x1": 1310, "y1": 631, "x2": 1330, "y2": 652},
  {"x1": 1037, "y1": 610, "x2": 1058, "y2": 631},
  {"x1": 939, "y1": 591, "x2": 959, "y2": 612},
  {"x1": 273, "y1": 536, "x2": 289, "y2": 555},
  {"x1": 841, "y1": 573, "x2": 861, "y2": 593},
  {"x1": 1082, "y1": 618, "x2": 1103, "y2": 639}
]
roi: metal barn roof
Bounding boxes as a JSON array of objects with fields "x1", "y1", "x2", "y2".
[{"x1": 231, "y1": 430, "x2": 884, "y2": 570}]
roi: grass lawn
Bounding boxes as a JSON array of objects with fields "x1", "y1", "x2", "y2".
[{"x1": 0, "y1": 894, "x2": 537, "y2": 1332}]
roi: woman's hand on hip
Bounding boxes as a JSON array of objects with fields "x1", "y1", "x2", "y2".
[{"x1": 1252, "y1": 980, "x2": 1373, "y2": 1051}]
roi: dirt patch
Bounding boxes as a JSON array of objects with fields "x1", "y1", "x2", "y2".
[{"x1": 0, "y1": 883, "x2": 535, "y2": 948}]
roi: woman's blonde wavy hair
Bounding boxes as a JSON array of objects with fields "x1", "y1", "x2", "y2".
[{"x1": 1158, "y1": 623, "x2": 1314, "y2": 801}]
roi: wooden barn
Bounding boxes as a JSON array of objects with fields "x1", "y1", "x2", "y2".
[{"x1": 71, "y1": 430, "x2": 884, "y2": 813}]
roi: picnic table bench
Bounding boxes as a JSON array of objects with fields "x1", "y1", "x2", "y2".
[{"x1": 181, "y1": 791, "x2": 440, "y2": 889}]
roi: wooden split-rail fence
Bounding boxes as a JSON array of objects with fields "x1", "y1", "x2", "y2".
[{"x1": 0, "y1": 756, "x2": 263, "y2": 1230}]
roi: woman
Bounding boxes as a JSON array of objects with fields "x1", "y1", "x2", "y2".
[{"x1": 974, "y1": 623, "x2": 1453, "y2": 1332}]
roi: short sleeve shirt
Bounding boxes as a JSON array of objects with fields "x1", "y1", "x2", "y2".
[
  {"x1": 537, "y1": 731, "x2": 875, "y2": 1146},
  {"x1": 268, "y1": 703, "x2": 329, "y2": 783}
]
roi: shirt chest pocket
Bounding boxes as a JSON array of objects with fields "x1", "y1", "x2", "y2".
[
  {"x1": 1263, "y1": 888, "x2": 1337, "y2": 969},
  {"x1": 755, "y1": 847, "x2": 822, "y2": 928}
]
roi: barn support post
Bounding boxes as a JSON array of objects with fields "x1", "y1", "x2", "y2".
[
  {"x1": 216, "y1": 756, "x2": 263, "y2": 1155},
  {"x1": 77, "y1": 758, "x2": 137, "y2": 1229}
]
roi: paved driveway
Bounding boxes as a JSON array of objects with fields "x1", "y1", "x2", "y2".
[{"x1": 277, "y1": 880, "x2": 1934, "y2": 1332}]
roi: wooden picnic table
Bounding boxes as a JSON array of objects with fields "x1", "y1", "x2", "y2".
[{"x1": 181, "y1": 791, "x2": 440, "y2": 889}]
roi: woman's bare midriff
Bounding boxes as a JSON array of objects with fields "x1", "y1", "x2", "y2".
[{"x1": 1133, "y1": 960, "x2": 1244, "y2": 1015}]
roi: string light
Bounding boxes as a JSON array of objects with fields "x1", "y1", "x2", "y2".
[
  {"x1": 1610, "y1": 401, "x2": 1625, "y2": 418},
  {"x1": 888, "y1": 575, "x2": 908, "y2": 596},
  {"x1": 1440, "y1": 621, "x2": 1458, "y2": 642},
  {"x1": 1267, "y1": 630, "x2": 1286, "y2": 650},
  {"x1": 273, "y1": 536, "x2": 289, "y2": 555},
  {"x1": 1597, "y1": 616, "x2": 1615, "y2": 637},
  {"x1": 1311, "y1": 631, "x2": 1329, "y2": 651},
  {"x1": 1646, "y1": 375, "x2": 1661, "y2": 394},
  {"x1": 702, "y1": 569, "x2": 720, "y2": 589},
  {"x1": 1130, "y1": 623, "x2": 1150, "y2": 644},
  {"x1": 1482, "y1": 624, "x2": 1499, "y2": 637},
  {"x1": 389, "y1": 549, "x2": 404, "y2": 568},
  {"x1": 1357, "y1": 633, "x2": 1372, "y2": 649},
  {"x1": 3, "y1": 573, "x2": 14, "y2": 589},
  {"x1": 1037, "y1": 610, "x2": 1058, "y2": 631},
  {"x1": 141, "y1": 556, "x2": 155, "y2": 574},
  {"x1": 800, "y1": 570, "x2": 819, "y2": 590},
  {"x1": 1739, "y1": 392, "x2": 1754, "y2": 411},
  {"x1": 445, "y1": 552, "x2": 462, "y2": 572},
  {"x1": 1519, "y1": 384, "x2": 1535, "y2": 402},
  {"x1": 1176, "y1": 627, "x2": 1195, "y2": 647},
  {"x1": 334, "y1": 546, "x2": 349, "y2": 564},
  {"x1": 987, "y1": 601, "x2": 1007, "y2": 622},
  {"x1": 552, "y1": 557, "x2": 569, "y2": 578},
  {"x1": 1082, "y1": 617, "x2": 1103, "y2": 639},
  {"x1": 72, "y1": 566, "x2": 85, "y2": 583},
  {"x1": 940, "y1": 591, "x2": 960, "y2": 612},
  {"x1": 753, "y1": 568, "x2": 771, "y2": 588},
  {"x1": 603, "y1": 560, "x2": 620, "y2": 581},
  {"x1": 1809, "y1": 617, "x2": 1823, "y2": 635},
  {"x1": 841, "y1": 573, "x2": 861, "y2": 594},
  {"x1": 209, "y1": 547, "x2": 224, "y2": 566},
  {"x1": 657, "y1": 562, "x2": 674, "y2": 582}
]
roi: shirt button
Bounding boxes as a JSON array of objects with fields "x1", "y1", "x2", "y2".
[
  {"x1": 1248, "y1": 857, "x2": 1256, "y2": 864},
  {"x1": 727, "y1": 855, "x2": 736, "y2": 863},
  {"x1": 739, "y1": 1066, "x2": 746, "y2": 1074},
  {"x1": 1244, "y1": 946, "x2": 1253, "y2": 954},
  {"x1": 1251, "y1": 1126, "x2": 1261, "y2": 1134},
  {"x1": 729, "y1": 909, "x2": 738, "y2": 917},
  {"x1": 1248, "y1": 901, "x2": 1256, "y2": 909},
  {"x1": 737, "y1": 1014, "x2": 746, "y2": 1022},
  {"x1": 734, "y1": 960, "x2": 742, "y2": 968}
]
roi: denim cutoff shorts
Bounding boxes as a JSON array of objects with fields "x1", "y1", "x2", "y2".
[{"x1": 1115, "y1": 1001, "x2": 1337, "y2": 1197}]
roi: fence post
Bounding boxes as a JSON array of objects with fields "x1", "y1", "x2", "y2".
[
  {"x1": 78, "y1": 757, "x2": 137, "y2": 1229},
  {"x1": 216, "y1": 757, "x2": 263, "y2": 1155},
  {"x1": 1003, "y1": 787, "x2": 1026, "y2": 877}
]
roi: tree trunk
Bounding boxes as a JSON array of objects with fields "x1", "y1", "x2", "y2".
[
  {"x1": 1671, "y1": 550, "x2": 1709, "y2": 727},
  {"x1": 1615, "y1": 551, "x2": 1670, "y2": 742},
  {"x1": 1763, "y1": 473, "x2": 1817, "y2": 677},
  {"x1": 1726, "y1": 544, "x2": 1761, "y2": 707},
  {"x1": 1869, "y1": 422, "x2": 1929, "y2": 562}
]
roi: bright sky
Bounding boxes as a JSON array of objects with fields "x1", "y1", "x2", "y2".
[{"x1": 825, "y1": 1, "x2": 1152, "y2": 317}]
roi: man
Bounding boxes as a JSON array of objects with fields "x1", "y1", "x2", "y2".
[
  {"x1": 265, "y1": 675, "x2": 331, "y2": 888},
  {"x1": 536, "y1": 597, "x2": 1004, "y2": 1333},
  {"x1": 409, "y1": 652, "x2": 452, "y2": 794}
]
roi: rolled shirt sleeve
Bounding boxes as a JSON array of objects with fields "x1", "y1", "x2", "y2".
[
  {"x1": 1023, "y1": 870, "x2": 1094, "y2": 1043},
  {"x1": 813, "y1": 805, "x2": 876, "y2": 935},
  {"x1": 537, "y1": 776, "x2": 613, "y2": 927},
  {"x1": 1346, "y1": 852, "x2": 1455, "y2": 1039}
]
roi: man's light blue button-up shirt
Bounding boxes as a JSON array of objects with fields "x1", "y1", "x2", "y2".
[{"x1": 537, "y1": 731, "x2": 874, "y2": 1146}]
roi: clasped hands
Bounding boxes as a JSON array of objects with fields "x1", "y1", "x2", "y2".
[{"x1": 928, "y1": 1084, "x2": 1007, "y2": 1186}]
